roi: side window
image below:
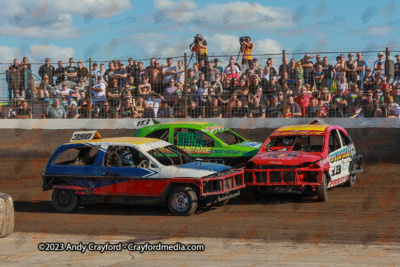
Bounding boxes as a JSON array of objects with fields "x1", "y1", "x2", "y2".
[
  {"x1": 104, "y1": 146, "x2": 150, "y2": 168},
  {"x1": 145, "y1": 128, "x2": 170, "y2": 142},
  {"x1": 173, "y1": 128, "x2": 215, "y2": 147},
  {"x1": 54, "y1": 146, "x2": 99, "y2": 166},
  {"x1": 328, "y1": 130, "x2": 342, "y2": 152},
  {"x1": 338, "y1": 130, "x2": 350, "y2": 146}
]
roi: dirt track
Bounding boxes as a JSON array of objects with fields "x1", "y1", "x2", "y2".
[{"x1": 1, "y1": 162, "x2": 399, "y2": 245}]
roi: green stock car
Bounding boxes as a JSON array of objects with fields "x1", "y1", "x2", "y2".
[{"x1": 133, "y1": 122, "x2": 262, "y2": 167}]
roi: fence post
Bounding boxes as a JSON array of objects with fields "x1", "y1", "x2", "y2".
[
  {"x1": 385, "y1": 47, "x2": 390, "y2": 84},
  {"x1": 88, "y1": 58, "x2": 92, "y2": 118},
  {"x1": 184, "y1": 52, "x2": 188, "y2": 118},
  {"x1": 282, "y1": 50, "x2": 287, "y2": 114},
  {"x1": 24, "y1": 68, "x2": 27, "y2": 98}
]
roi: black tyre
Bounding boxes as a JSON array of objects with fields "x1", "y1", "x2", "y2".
[
  {"x1": 316, "y1": 173, "x2": 328, "y2": 202},
  {"x1": 346, "y1": 162, "x2": 357, "y2": 187},
  {"x1": 52, "y1": 189, "x2": 79, "y2": 213},
  {"x1": 168, "y1": 187, "x2": 198, "y2": 216}
]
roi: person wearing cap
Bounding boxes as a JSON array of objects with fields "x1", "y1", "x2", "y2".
[
  {"x1": 213, "y1": 58, "x2": 224, "y2": 76},
  {"x1": 387, "y1": 96, "x2": 400, "y2": 118},
  {"x1": 374, "y1": 52, "x2": 385, "y2": 70},
  {"x1": 363, "y1": 68, "x2": 374, "y2": 91},
  {"x1": 351, "y1": 90, "x2": 382, "y2": 118},
  {"x1": 190, "y1": 34, "x2": 208, "y2": 63},
  {"x1": 126, "y1": 58, "x2": 136, "y2": 77},
  {"x1": 356, "y1": 52, "x2": 368, "y2": 91}
]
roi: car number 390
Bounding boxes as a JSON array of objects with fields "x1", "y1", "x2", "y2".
[{"x1": 71, "y1": 133, "x2": 94, "y2": 141}]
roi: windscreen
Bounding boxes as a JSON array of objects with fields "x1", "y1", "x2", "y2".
[
  {"x1": 215, "y1": 131, "x2": 245, "y2": 145},
  {"x1": 147, "y1": 145, "x2": 194, "y2": 166},
  {"x1": 266, "y1": 135, "x2": 324, "y2": 153}
]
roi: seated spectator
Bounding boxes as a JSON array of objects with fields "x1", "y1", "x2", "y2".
[
  {"x1": 138, "y1": 82, "x2": 152, "y2": 99},
  {"x1": 266, "y1": 78, "x2": 282, "y2": 99},
  {"x1": 187, "y1": 101, "x2": 202, "y2": 118},
  {"x1": 16, "y1": 100, "x2": 32, "y2": 119},
  {"x1": 120, "y1": 97, "x2": 137, "y2": 118},
  {"x1": 70, "y1": 86, "x2": 81, "y2": 101},
  {"x1": 331, "y1": 88, "x2": 348, "y2": 117},
  {"x1": 280, "y1": 105, "x2": 292, "y2": 118},
  {"x1": 277, "y1": 91, "x2": 284, "y2": 105},
  {"x1": 224, "y1": 58, "x2": 241, "y2": 79},
  {"x1": 148, "y1": 92, "x2": 164, "y2": 117},
  {"x1": 232, "y1": 100, "x2": 248, "y2": 118},
  {"x1": 43, "y1": 98, "x2": 67, "y2": 119},
  {"x1": 78, "y1": 98, "x2": 96, "y2": 118},
  {"x1": 135, "y1": 97, "x2": 145, "y2": 117},
  {"x1": 8, "y1": 98, "x2": 20, "y2": 118},
  {"x1": 121, "y1": 83, "x2": 133, "y2": 100},
  {"x1": 142, "y1": 100, "x2": 155, "y2": 118},
  {"x1": 173, "y1": 82, "x2": 183, "y2": 101},
  {"x1": 57, "y1": 83, "x2": 73, "y2": 99},
  {"x1": 372, "y1": 62, "x2": 385, "y2": 79},
  {"x1": 363, "y1": 68, "x2": 374, "y2": 91},
  {"x1": 196, "y1": 80, "x2": 208, "y2": 106},
  {"x1": 248, "y1": 95, "x2": 265, "y2": 118},
  {"x1": 97, "y1": 101, "x2": 111, "y2": 118},
  {"x1": 157, "y1": 100, "x2": 174, "y2": 118},
  {"x1": 387, "y1": 97, "x2": 400, "y2": 118},
  {"x1": 285, "y1": 95, "x2": 302, "y2": 117},
  {"x1": 350, "y1": 90, "x2": 382, "y2": 118},
  {"x1": 393, "y1": 86, "x2": 400, "y2": 105},
  {"x1": 317, "y1": 97, "x2": 328, "y2": 116},
  {"x1": 35, "y1": 74, "x2": 51, "y2": 98},
  {"x1": 320, "y1": 87, "x2": 331, "y2": 105},
  {"x1": 337, "y1": 76, "x2": 348, "y2": 92},
  {"x1": 266, "y1": 96, "x2": 281, "y2": 118},
  {"x1": 78, "y1": 78, "x2": 88, "y2": 93},
  {"x1": 107, "y1": 79, "x2": 122, "y2": 111},
  {"x1": 295, "y1": 86, "x2": 312, "y2": 116},
  {"x1": 328, "y1": 102, "x2": 344, "y2": 118},
  {"x1": 373, "y1": 76, "x2": 384, "y2": 90},
  {"x1": 314, "y1": 64, "x2": 324, "y2": 91},
  {"x1": 0, "y1": 106, "x2": 6, "y2": 119},
  {"x1": 67, "y1": 102, "x2": 79, "y2": 119},
  {"x1": 92, "y1": 76, "x2": 106, "y2": 105},
  {"x1": 127, "y1": 75, "x2": 137, "y2": 96},
  {"x1": 206, "y1": 97, "x2": 222, "y2": 118},
  {"x1": 346, "y1": 84, "x2": 359, "y2": 115},
  {"x1": 305, "y1": 97, "x2": 320, "y2": 117}
]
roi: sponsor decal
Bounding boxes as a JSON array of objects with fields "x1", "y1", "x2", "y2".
[
  {"x1": 263, "y1": 153, "x2": 298, "y2": 159},
  {"x1": 273, "y1": 130, "x2": 324, "y2": 136},
  {"x1": 328, "y1": 175, "x2": 349, "y2": 188},
  {"x1": 319, "y1": 157, "x2": 330, "y2": 167},
  {"x1": 181, "y1": 147, "x2": 213, "y2": 155},
  {"x1": 330, "y1": 147, "x2": 350, "y2": 163},
  {"x1": 238, "y1": 141, "x2": 262, "y2": 148},
  {"x1": 203, "y1": 125, "x2": 225, "y2": 134}
]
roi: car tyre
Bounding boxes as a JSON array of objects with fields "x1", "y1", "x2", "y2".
[
  {"x1": 52, "y1": 189, "x2": 79, "y2": 213},
  {"x1": 168, "y1": 187, "x2": 198, "y2": 216},
  {"x1": 316, "y1": 173, "x2": 328, "y2": 202}
]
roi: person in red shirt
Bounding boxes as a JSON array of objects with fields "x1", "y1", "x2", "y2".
[{"x1": 295, "y1": 86, "x2": 312, "y2": 116}]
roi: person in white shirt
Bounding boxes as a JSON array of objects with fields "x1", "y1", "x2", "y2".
[
  {"x1": 175, "y1": 60, "x2": 185, "y2": 84},
  {"x1": 373, "y1": 52, "x2": 385, "y2": 69},
  {"x1": 147, "y1": 92, "x2": 164, "y2": 118},
  {"x1": 96, "y1": 63, "x2": 106, "y2": 81},
  {"x1": 162, "y1": 58, "x2": 177, "y2": 87},
  {"x1": 57, "y1": 83, "x2": 73, "y2": 99},
  {"x1": 92, "y1": 76, "x2": 106, "y2": 105}
]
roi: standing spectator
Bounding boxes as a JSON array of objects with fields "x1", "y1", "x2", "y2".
[
  {"x1": 187, "y1": 68, "x2": 199, "y2": 102},
  {"x1": 16, "y1": 100, "x2": 32, "y2": 119},
  {"x1": 126, "y1": 76, "x2": 137, "y2": 96},
  {"x1": 43, "y1": 99, "x2": 67, "y2": 119},
  {"x1": 148, "y1": 61, "x2": 164, "y2": 94},
  {"x1": 65, "y1": 58, "x2": 77, "y2": 83},
  {"x1": 175, "y1": 60, "x2": 185, "y2": 84},
  {"x1": 96, "y1": 63, "x2": 106, "y2": 81},
  {"x1": 363, "y1": 68, "x2": 374, "y2": 91},
  {"x1": 248, "y1": 95, "x2": 265, "y2": 118},
  {"x1": 314, "y1": 65, "x2": 324, "y2": 91},
  {"x1": 90, "y1": 63, "x2": 98, "y2": 84},
  {"x1": 39, "y1": 58, "x2": 55, "y2": 86},
  {"x1": 197, "y1": 72, "x2": 206, "y2": 89},
  {"x1": 266, "y1": 96, "x2": 280, "y2": 118},
  {"x1": 333, "y1": 55, "x2": 345, "y2": 90},
  {"x1": 103, "y1": 62, "x2": 115, "y2": 85},
  {"x1": 328, "y1": 102, "x2": 344, "y2": 118},
  {"x1": 393, "y1": 86, "x2": 400, "y2": 105},
  {"x1": 295, "y1": 61, "x2": 304, "y2": 86},
  {"x1": 78, "y1": 78, "x2": 88, "y2": 94},
  {"x1": 266, "y1": 58, "x2": 278, "y2": 77},
  {"x1": 206, "y1": 62, "x2": 220, "y2": 83},
  {"x1": 252, "y1": 58, "x2": 263, "y2": 72},
  {"x1": 126, "y1": 58, "x2": 136, "y2": 77},
  {"x1": 347, "y1": 84, "x2": 360, "y2": 115},
  {"x1": 206, "y1": 97, "x2": 222, "y2": 118},
  {"x1": 120, "y1": 97, "x2": 137, "y2": 118},
  {"x1": 35, "y1": 74, "x2": 51, "y2": 98},
  {"x1": 196, "y1": 80, "x2": 208, "y2": 106},
  {"x1": 163, "y1": 58, "x2": 177, "y2": 87},
  {"x1": 338, "y1": 76, "x2": 348, "y2": 92},
  {"x1": 115, "y1": 63, "x2": 128, "y2": 87},
  {"x1": 6, "y1": 59, "x2": 20, "y2": 101},
  {"x1": 107, "y1": 79, "x2": 122, "y2": 112},
  {"x1": 138, "y1": 82, "x2": 152, "y2": 99},
  {"x1": 157, "y1": 100, "x2": 174, "y2": 118},
  {"x1": 241, "y1": 59, "x2": 249, "y2": 75},
  {"x1": 164, "y1": 79, "x2": 177, "y2": 105},
  {"x1": 187, "y1": 101, "x2": 202, "y2": 118},
  {"x1": 356, "y1": 52, "x2": 368, "y2": 91},
  {"x1": 92, "y1": 76, "x2": 107, "y2": 106},
  {"x1": 322, "y1": 57, "x2": 333, "y2": 91},
  {"x1": 344, "y1": 53, "x2": 358, "y2": 84},
  {"x1": 278, "y1": 57, "x2": 289, "y2": 86},
  {"x1": 134, "y1": 62, "x2": 146, "y2": 86},
  {"x1": 374, "y1": 52, "x2": 385, "y2": 69},
  {"x1": 387, "y1": 97, "x2": 400, "y2": 118},
  {"x1": 300, "y1": 54, "x2": 314, "y2": 87},
  {"x1": 54, "y1": 61, "x2": 65, "y2": 85},
  {"x1": 148, "y1": 92, "x2": 164, "y2": 117},
  {"x1": 394, "y1": 55, "x2": 400, "y2": 83},
  {"x1": 214, "y1": 58, "x2": 224, "y2": 76},
  {"x1": 295, "y1": 86, "x2": 312, "y2": 116},
  {"x1": 224, "y1": 58, "x2": 241, "y2": 79},
  {"x1": 265, "y1": 78, "x2": 282, "y2": 100},
  {"x1": 76, "y1": 61, "x2": 89, "y2": 82},
  {"x1": 190, "y1": 34, "x2": 208, "y2": 63}
]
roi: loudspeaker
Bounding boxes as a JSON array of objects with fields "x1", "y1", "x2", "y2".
[{"x1": 387, "y1": 60, "x2": 394, "y2": 76}]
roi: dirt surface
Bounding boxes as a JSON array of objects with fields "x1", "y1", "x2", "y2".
[{"x1": 1, "y1": 162, "x2": 399, "y2": 245}]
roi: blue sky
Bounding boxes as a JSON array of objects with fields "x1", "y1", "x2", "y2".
[{"x1": 0, "y1": 0, "x2": 399, "y2": 65}]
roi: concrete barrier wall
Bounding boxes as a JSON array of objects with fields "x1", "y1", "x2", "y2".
[{"x1": 1, "y1": 118, "x2": 399, "y2": 166}]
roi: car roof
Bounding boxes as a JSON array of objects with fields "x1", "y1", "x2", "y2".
[
  {"x1": 272, "y1": 124, "x2": 331, "y2": 136},
  {"x1": 68, "y1": 137, "x2": 171, "y2": 151}
]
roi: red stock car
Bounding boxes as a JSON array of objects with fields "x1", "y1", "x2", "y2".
[{"x1": 244, "y1": 121, "x2": 363, "y2": 201}]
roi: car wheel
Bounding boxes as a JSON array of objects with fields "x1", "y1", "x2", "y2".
[
  {"x1": 214, "y1": 199, "x2": 229, "y2": 207},
  {"x1": 345, "y1": 174, "x2": 356, "y2": 187},
  {"x1": 168, "y1": 187, "x2": 198, "y2": 216},
  {"x1": 316, "y1": 173, "x2": 328, "y2": 202},
  {"x1": 52, "y1": 189, "x2": 79, "y2": 213}
]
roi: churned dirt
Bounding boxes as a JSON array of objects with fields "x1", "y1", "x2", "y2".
[{"x1": 0, "y1": 162, "x2": 399, "y2": 246}]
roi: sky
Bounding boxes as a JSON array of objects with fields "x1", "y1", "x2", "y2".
[{"x1": 0, "y1": 0, "x2": 399, "y2": 65}]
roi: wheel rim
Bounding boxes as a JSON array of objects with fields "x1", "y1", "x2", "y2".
[
  {"x1": 172, "y1": 193, "x2": 189, "y2": 212},
  {"x1": 58, "y1": 190, "x2": 71, "y2": 206}
]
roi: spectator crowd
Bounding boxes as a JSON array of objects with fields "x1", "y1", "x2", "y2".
[{"x1": 3, "y1": 51, "x2": 400, "y2": 119}]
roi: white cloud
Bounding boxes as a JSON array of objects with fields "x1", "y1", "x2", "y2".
[
  {"x1": 368, "y1": 26, "x2": 393, "y2": 37},
  {"x1": 0, "y1": 45, "x2": 75, "y2": 61},
  {"x1": 152, "y1": 0, "x2": 293, "y2": 32}
]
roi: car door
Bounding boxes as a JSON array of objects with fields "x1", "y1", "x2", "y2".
[
  {"x1": 328, "y1": 129, "x2": 347, "y2": 186},
  {"x1": 337, "y1": 129, "x2": 352, "y2": 178},
  {"x1": 96, "y1": 145, "x2": 162, "y2": 195}
]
